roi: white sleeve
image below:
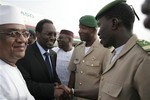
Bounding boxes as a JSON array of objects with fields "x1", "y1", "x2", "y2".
[{"x1": 0, "y1": 77, "x2": 8, "y2": 100}]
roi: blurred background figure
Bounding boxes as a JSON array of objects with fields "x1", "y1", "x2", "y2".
[
  {"x1": 0, "y1": 5, "x2": 34, "y2": 100},
  {"x1": 142, "y1": 0, "x2": 150, "y2": 30},
  {"x1": 28, "y1": 29, "x2": 37, "y2": 45},
  {"x1": 52, "y1": 29, "x2": 74, "y2": 85}
]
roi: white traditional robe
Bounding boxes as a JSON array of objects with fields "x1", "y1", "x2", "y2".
[
  {"x1": 0, "y1": 59, "x2": 35, "y2": 100},
  {"x1": 53, "y1": 47, "x2": 74, "y2": 85}
]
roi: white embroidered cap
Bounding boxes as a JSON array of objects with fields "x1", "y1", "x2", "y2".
[{"x1": 0, "y1": 5, "x2": 25, "y2": 25}]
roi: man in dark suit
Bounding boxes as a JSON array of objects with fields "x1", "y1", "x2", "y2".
[{"x1": 17, "y1": 19, "x2": 64, "y2": 100}]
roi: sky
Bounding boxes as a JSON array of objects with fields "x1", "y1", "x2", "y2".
[{"x1": 1, "y1": 0, "x2": 150, "y2": 41}]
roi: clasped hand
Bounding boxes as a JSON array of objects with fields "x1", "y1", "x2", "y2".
[{"x1": 54, "y1": 84, "x2": 72, "y2": 100}]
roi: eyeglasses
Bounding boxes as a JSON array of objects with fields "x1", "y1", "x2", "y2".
[{"x1": 0, "y1": 31, "x2": 31, "y2": 39}]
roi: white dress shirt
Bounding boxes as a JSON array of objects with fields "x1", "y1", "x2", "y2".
[{"x1": 111, "y1": 45, "x2": 124, "y2": 62}]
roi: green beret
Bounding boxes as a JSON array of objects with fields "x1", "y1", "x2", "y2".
[
  {"x1": 95, "y1": 0, "x2": 126, "y2": 19},
  {"x1": 79, "y1": 15, "x2": 97, "y2": 28}
]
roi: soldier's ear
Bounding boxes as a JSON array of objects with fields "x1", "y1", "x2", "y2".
[{"x1": 112, "y1": 18, "x2": 120, "y2": 30}]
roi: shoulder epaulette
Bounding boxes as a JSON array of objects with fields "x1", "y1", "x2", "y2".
[
  {"x1": 136, "y1": 40, "x2": 150, "y2": 52},
  {"x1": 74, "y1": 41, "x2": 84, "y2": 47}
]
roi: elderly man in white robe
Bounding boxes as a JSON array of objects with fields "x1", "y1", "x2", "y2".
[{"x1": 0, "y1": 5, "x2": 35, "y2": 100}]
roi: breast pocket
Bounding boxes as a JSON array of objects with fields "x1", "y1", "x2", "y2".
[
  {"x1": 86, "y1": 60, "x2": 99, "y2": 67},
  {"x1": 85, "y1": 61, "x2": 101, "y2": 77},
  {"x1": 102, "y1": 82, "x2": 122, "y2": 98}
]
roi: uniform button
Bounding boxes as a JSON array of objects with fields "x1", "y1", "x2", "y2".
[
  {"x1": 98, "y1": 96, "x2": 101, "y2": 100},
  {"x1": 79, "y1": 83, "x2": 82, "y2": 85},
  {"x1": 82, "y1": 60, "x2": 85, "y2": 62},
  {"x1": 91, "y1": 64, "x2": 94, "y2": 66},
  {"x1": 101, "y1": 76, "x2": 104, "y2": 81},
  {"x1": 81, "y1": 71, "x2": 83, "y2": 74}
]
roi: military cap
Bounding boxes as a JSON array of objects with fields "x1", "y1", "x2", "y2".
[
  {"x1": 60, "y1": 29, "x2": 74, "y2": 37},
  {"x1": 0, "y1": 5, "x2": 24, "y2": 25},
  {"x1": 79, "y1": 15, "x2": 97, "y2": 28},
  {"x1": 28, "y1": 29, "x2": 36, "y2": 35},
  {"x1": 95, "y1": 0, "x2": 126, "y2": 19}
]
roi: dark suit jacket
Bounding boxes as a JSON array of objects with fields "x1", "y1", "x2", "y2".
[{"x1": 17, "y1": 42, "x2": 60, "y2": 100}]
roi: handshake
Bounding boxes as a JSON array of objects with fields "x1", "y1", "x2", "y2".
[
  {"x1": 54, "y1": 84, "x2": 74, "y2": 100},
  {"x1": 54, "y1": 83, "x2": 97, "y2": 100}
]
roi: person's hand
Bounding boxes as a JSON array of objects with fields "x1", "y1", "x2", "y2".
[
  {"x1": 54, "y1": 85, "x2": 72, "y2": 100},
  {"x1": 54, "y1": 87, "x2": 64, "y2": 98},
  {"x1": 54, "y1": 82, "x2": 60, "y2": 86},
  {"x1": 56, "y1": 85, "x2": 71, "y2": 94}
]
